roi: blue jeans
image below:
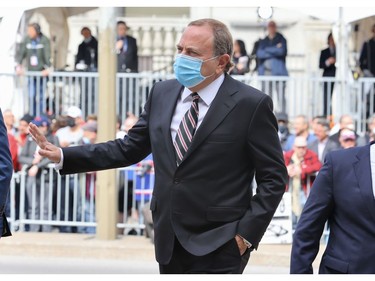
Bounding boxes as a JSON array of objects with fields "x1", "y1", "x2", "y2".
[
  {"x1": 78, "y1": 199, "x2": 96, "y2": 234},
  {"x1": 28, "y1": 76, "x2": 46, "y2": 116},
  {"x1": 58, "y1": 176, "x2": 82, "y2": 233}
]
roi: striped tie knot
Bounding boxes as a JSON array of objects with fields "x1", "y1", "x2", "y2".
[
  {"x1": 174, "y1": 92, "x2": 200, "y2": 166},
  {"x1": 192, "y1": 92, "x2": 199, "y2": 101}
]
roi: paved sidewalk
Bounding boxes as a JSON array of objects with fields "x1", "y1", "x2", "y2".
[{"x1": 0, "y1": 232, "x2": 325, "y2": 273}]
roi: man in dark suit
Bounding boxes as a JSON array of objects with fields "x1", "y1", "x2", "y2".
[
  {"x1": 116, "y1": 21, "x2": 138, "y2": 73},
  {"x1": 116, "y1": 20, "x2": 139, "y2": 117},
  {"x1": 359, "y1": 24, "x2": 375, "y2": 118},
  {"x1": 290, "y1": 143, "x2": 375, "y2": 274},
  {"x1": 319, "y1": 33, "x2": 336, "y2": 117},
  {"x1": 0, "y1": 108, "x2": 13, "y2": 238},
  {"x1": 75, "y1": 27, "x2": 98, "y2": 114},
  {"x1": 29, "y1": 18, "x2": 287, "y2": 274}
]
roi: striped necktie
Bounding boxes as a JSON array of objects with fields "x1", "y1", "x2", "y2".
[{"x1": 174, "y1": 92, "x2": 200, "y2": 166}]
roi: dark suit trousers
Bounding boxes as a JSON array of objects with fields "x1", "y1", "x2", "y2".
[{"x1": 159, "y1": 237, "x2": 251, "y2": 274}]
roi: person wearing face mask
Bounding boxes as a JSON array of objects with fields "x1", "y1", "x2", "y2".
[
  {"x1": 28, "y1": 18, "x2": 287, "y2": 273},
  {"x1": 53, "y1": 106, "x2": 84, "y2": 233},
  {"x1": 55, "y1": 106, "x2": 84, "y2": 148},
  {"x1": 275, "y1": 112, "x2": 290, "y2": 149}
]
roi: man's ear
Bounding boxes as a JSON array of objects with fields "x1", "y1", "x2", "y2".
[{"x1": 217, "y1": 54, "x2": 230, "y2": 72}]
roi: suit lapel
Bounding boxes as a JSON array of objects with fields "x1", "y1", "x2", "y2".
[
  {"x1": 161, "y1": 81, "x2": 184, "y2": 167},
  {"x1": 353, "y1": 144, "x2": 375, "y2": 222},
  {"x1": 180, "y1": 75, "x2": 238, "y2": 164}
]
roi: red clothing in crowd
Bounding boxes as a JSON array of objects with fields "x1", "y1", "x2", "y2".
[
  {"x1": 284, "y1": 149, "x2": 322, "y2": 194},
  {"x1": 16, "y1": 133, "x2": 28, "y2": 148},
  {"x1": 7, "y1": 133, "x2": 19, "y2": 172}
]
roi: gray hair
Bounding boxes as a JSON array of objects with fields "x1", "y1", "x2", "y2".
[
  {"x1": 188, "y1": 18, "x2": 234, "y2": 72},
  {"x1": 316, "y1": 118, "x2": 330, "y2": 132}
]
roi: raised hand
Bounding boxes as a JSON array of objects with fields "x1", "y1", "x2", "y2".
[{"x1": 28, "y1": 123, "x2": 61, "y2": 163}]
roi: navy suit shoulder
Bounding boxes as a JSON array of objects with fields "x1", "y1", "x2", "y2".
[
  {"x1": 0, "y1": 108, "x2": 13, "y2": 238},
  {"x1": 325, "y1": 145, "x2": 361, "y2": 162},
  {"x1": 291, "y1": 144, "x2": 375, "y2": 274}
]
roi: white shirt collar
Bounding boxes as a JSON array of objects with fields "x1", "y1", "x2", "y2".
[{"x1": 180, "y1": 73, "x2": 225, "y2": 106}]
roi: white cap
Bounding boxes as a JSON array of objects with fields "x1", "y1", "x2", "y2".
[
  {"x1": 294, "y1": 136, "x2": 307, "y2": 147},
  {"x1": 66, "y1": 106, "x2": 82, "y2": 118},
  {"x1": 340, "y1": 129, "x2": 356, "y2": 140}
]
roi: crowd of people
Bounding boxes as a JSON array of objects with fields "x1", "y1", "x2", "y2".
[
  {"x1": 229, "y1": 21, "x2": 375, "y2": 118},
  {"x1": 3, "y1": 102, "x2": 374, "y2": 234},
  {"x1": 275, "y1": 111, "x2": 374, "y2": 227},
  {"x1": 6, "y1": 18, "x2": 375, "y2": 235},
  {"x1": 3, "y1": 17, "x2": 375, "y2": 232},
  {"x1": 3, "y1": 16, "x2": 375, "y2": 274},
  {"x1": 12, "y1": 18, "x2": 375, "y2": 121},
  {"x1": 15, "y1": 20, "x2": 139, "y2": 117},
  {"x1": 2, "y1": 106, "x2": 153, "y2": 234}
]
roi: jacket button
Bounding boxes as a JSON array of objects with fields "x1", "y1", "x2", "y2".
[{"x1": 173, "y1": 178, "x2": 181, "y2": 184}]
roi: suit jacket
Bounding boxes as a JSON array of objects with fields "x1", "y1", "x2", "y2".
[
  {"x1": 0, "y1": 108, "x2": 13, "y2": 238},
  {"x1": 290, "y1": 144, "x2": 375, "y2": 274},
  {"x1": 319, "y1": 47, "x2": 336, "y2": 77},
  {"x1": 117, "y1": 35, "x2": 138, "y2": 73},
  {"x1": 359, "y1": 38, "x2": 375, "y2": 76},
  {"x1": 307, "y1": 138, "x2": 339, "y2": 163},
  {"x1": 60, "y1": 74, "x2": 288, "y2": 264}
]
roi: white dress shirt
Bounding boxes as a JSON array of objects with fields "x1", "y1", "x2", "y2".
[
  {"x1": 370, "y1": 144, "x2": 375, "y2": 198},
  {"x1": 170, "y1": 73, "x2": 225, "y2": 142}
]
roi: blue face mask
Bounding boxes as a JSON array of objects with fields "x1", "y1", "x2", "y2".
[{"x1": 173, "y1": 54, "x2": 218, "y2": 88}]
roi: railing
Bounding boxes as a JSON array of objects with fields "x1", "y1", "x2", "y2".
[
  {"x1": 7, "y1": 164, "x2": 330, "y2": 245},
  {"x1": 6, "y1": 163, "x2": 154, "y2": 235},
  {"x1": 2, "y1": 71, "x2": 375, "y2": 136}
]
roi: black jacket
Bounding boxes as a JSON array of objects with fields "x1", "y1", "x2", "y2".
[
  {"x1": 359, "y1": 38, "x2": 375, "y2": 76},
  {"x1": 75, "y1": 36, "x2": 98, "y2": 71},
  {"x1": 319, "y1": 47, "x2": 336, "y2": 77},
  {"x1": 117, "y1": 35, "x2": 138, "y2": 73},
  {"x1": 60, "y1": 74, "x2": 288, "y2": 265}
]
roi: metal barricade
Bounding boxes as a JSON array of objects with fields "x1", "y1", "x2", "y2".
[
  {"x1": 7, "y1": 71, "x2": 174, "y2": 120},
  {"x1": 6, "y1": 163, "x2": 154, "y2": 235}
]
